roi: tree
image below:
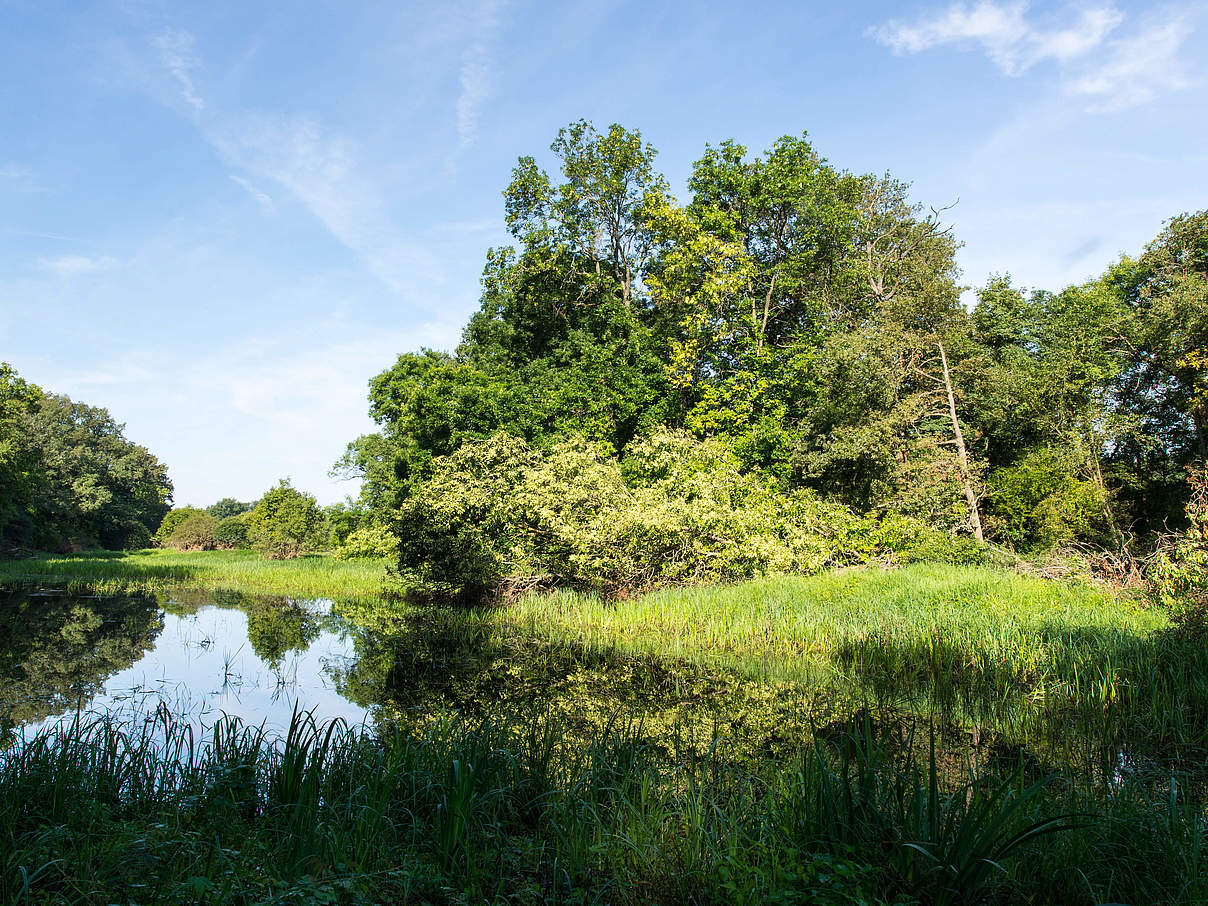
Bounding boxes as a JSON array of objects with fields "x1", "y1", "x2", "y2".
[
  {"x1": 0, "y1": 363, "x2": 42, "y2": 546},
  {"x1": 206, "y1": 498, "x2": 253, "y2": 520},
  {"x1": 17, "y1": 392, "x2": 172, "y2": 550},
  {"x1": 505, "y1": 120, "x2": 667, "y2": 310},
  {"x1": 248, "y1": 480, "x2": 323, "y2": 559},
  {"x1": 1111, "y1": 212, "x2": 1208, "y2": 473}
]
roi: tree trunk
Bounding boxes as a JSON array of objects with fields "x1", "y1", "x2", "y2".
[
  {"x1": 758, "y1": 272, "x2": 777, "y2": 355},
  {"x1": 938, "y1": 340, "x2": 984, "y2": 542}
]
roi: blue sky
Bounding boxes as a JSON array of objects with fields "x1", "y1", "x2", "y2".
[{"x1": 2, "y1": 0, "x2": 1205, "y2": 506}]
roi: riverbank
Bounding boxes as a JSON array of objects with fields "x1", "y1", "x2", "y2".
[
  {"x1": 3, "y1": 557, "x2": 1206, "y2": 903},
  {"x1": 0, "y1": 549, "x2": 391, "y2": 598}
]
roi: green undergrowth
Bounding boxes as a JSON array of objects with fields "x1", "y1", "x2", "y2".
[
  {"x1": 0, "y1": 549, "x2": 391, "y2": 598},
  {"x1": 4, "y1": 706, "x2": 1205, "y2": 906}
]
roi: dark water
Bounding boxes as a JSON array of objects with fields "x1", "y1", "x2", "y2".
[{"x1": 0, "y1": 588, "x2": 370, "y2": 737}]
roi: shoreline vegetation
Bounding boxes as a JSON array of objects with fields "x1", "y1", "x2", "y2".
[
  {"x1": 0, "y1": 548, "x2": 392, "y2": 598},
  {"x1": 4, "y1": 554, "x2": 1208, "y2": 903}
]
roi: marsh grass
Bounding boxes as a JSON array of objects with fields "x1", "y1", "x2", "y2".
[
  {"x1": 0, "y1": 549, "x2": 390, "y2": 598},
  {"x1": 368, "y1": 566, "x2": 1203, "y2": 765},
  {"x1": 6, "y1": 561, "x2": 1208, "y2": 901},
  {"x1": 4, "y1": 705, "x2": 1203, "y2": 905}
]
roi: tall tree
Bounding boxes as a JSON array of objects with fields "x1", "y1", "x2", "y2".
[{"x1": 504, "y1": 120, "x2": 667, "y2": 309}]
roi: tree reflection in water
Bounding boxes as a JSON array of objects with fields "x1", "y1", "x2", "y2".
[{"x1": 0, "y1": 589, "x2": 163, "y2": 727}]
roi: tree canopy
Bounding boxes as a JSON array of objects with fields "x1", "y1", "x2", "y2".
[
  {"x1": 337, "y1": 121, "x2": 1207, "y2": 597},
  {"x1": 1, "y1": 365, "x2": 173, "y2": 552}
]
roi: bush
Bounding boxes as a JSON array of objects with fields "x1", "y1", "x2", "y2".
[
  {"x1": 165, "y1": 513, "x2": 218, "y2": 551},
  {"x1": 394, "y1": 429, "x2": 979, "y2": 602},
  {"x1": 122, "y1": 522, "x2": 152, "y2": 551},
  {"x1": 1149, "y1": 467, "x2": 1208, "y2": 629},
  {"x1": 153, "y1": 507, "x2": 205, "y2": 546},
  {"x1": 213, "y1": 515, "x2": 250, "y2": 549},
  {"x1": 248, "y1": 480, "x2": 323, "y2": 559},
  {"x1": 335, "y1": 523, "x2": 398, "y2": 560},
  {"x1": 986, "y1": 449, "x2": 1110, "y2": 551}
]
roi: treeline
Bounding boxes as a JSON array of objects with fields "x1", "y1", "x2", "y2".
[
  {"x1": 0, "y1": 365, "x2": 172, "y2": 552},
  {"x1": 336, "y1": 121, "x2": 1207, "y2": 600},
  {"x1": 155, "y1": 481, "x2": 395, "y2": 561}
]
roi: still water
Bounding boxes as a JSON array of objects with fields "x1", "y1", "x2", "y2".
[{"x1": 0, "y1": 587, "x2": 373, "y2": 737}]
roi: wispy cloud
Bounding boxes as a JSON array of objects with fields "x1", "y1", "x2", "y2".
[
  {"x1": 38, "y1": 255, "x2": 119, "y2": 276},
  {"x1": 229, "y1": 174, "x2": 275, "y2": 213},
  {"x1": 871, "y1": 1, "x2": 1031, "y2": 69},
  {"x1": 140, "y1": 28, "x2": 445, "y2": 298},
  {"x1": 0, "y1": 164, "x2": 43, "y2": 193},
  {"x1": 869, "y1": 2, "x2": 1191, "y2": 110},
  {"x1": 1066, "y1": 17, "x2": 1191, "y2": 111},
  {"x1": 456, "y1": 0, "x2": 504, "y2": 148},
  {"x1": 152, "y1": 28, "x2": 204, "y2": 111},
  {"x1": 209, "y1": 113, "x2": 442, "y2": 295}
]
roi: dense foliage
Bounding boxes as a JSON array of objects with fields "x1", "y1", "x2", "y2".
[
  {"x1": 248, "y1": 480, "x2": 324, "y2": 559},
  {"x1": 396, "y1": 429, "x2": 981, "y2": 600},
  {"x1": 338, "y1": 121, "x2": 1207, "y2": 598},
  {"x1": 0, "y1": 365, "x2": 172, "y2": 552}
]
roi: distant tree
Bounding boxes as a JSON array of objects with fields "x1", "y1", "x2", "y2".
[
  {"x1": 323, "y1": 500, "x2": 365, "y2": 548},
  {"x1": 0, "y1": 363, "x2": 42, "y2": 547},
  {"x1": 19, "y1": 392, "x2": 172, "y2": 549},
  {"x1": 248, "y1": 480, "x2": 323, "y2": 559},
  {"x1": 206, "y1": 498, "x2": 253, "y2": 520}
]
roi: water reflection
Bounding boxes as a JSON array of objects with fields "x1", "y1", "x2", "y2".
[
  {"x1": 0, "y1": 589, "x2": 163, "y2": 726},
  {"x1": 1, "y1": 588, "x2": 367, "y2": 738}
]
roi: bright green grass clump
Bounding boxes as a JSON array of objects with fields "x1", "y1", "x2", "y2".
[
  {"x1": 0, "y1": 549, "x2": 390, "y2": 598},
  {"x1": 493, "y1": 565, "x2": 1207, "y2": 759},
  {"x1": 509, "y1": 564, "x2": 1163, "y2": 676}
]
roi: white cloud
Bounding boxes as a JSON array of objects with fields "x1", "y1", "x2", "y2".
[
  {"x1": 456, "y1": 0, "x2": 504, "y2": 148},
  {"x1": 870, "y1": 2, "x2": 1195, "y2": 111},
  {"x1": 870, "y1": 2, "x2": 1123, "y2": 73},
  {"x1": 37, "y1": 255, "x2": 119, "y2": 276},
  {"x1": 1066, "y1": 18, "x2": 1191, "y2": 111},
  {"x1": 152, "y1": 28, "x2": 204, "y2": 112},
  {"x1": 871, "y1": 1, "x2": 1031, "y2": 70}
]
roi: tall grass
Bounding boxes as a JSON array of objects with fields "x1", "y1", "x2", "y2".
[
  {"x1": 4, "y1": 706, "x2": 1202, "y2": 905},
  {"x1": 0, "y1": 549, "x2": 390, "y2": 598},
  {"x1": 338, "y1": 565, "x2": 1207, "y2": 775}
]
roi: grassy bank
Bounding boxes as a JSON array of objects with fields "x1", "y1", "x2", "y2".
[
  {"x1": 0, "y1": 549, "x2": 391, "y2": 598},
  {"x1": 4, "y1": 707, "x2": 1204, "y2": 906},
  {"x1": 336, "y1": 565, "x2": 1207, "y2": 776}
]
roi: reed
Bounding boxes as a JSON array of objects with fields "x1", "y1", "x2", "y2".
[{"x1": 3, "y1": 706, "x2": 1202, "y2": 905}]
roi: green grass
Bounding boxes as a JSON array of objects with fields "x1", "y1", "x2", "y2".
[
  {"x1": 507, "y1": 564, "x2": 1164, "y2": 678},
  {"x1": 4, "y1": 560, "x2": 1208, "y2": 902},
  {"x1": 0, "y1": 548, "x2": 391, "y2": 598},
  {"x1": 4, "y1": 706, "x2": 1203, "y2": 905},
  {"x1": 337, "y1": 564, "x2": 1206, "y2": 772}
]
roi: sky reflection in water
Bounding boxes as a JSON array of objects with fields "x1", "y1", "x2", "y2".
[{"x1": 5, "y1": 589, "x2": 372, "y2": 738}]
